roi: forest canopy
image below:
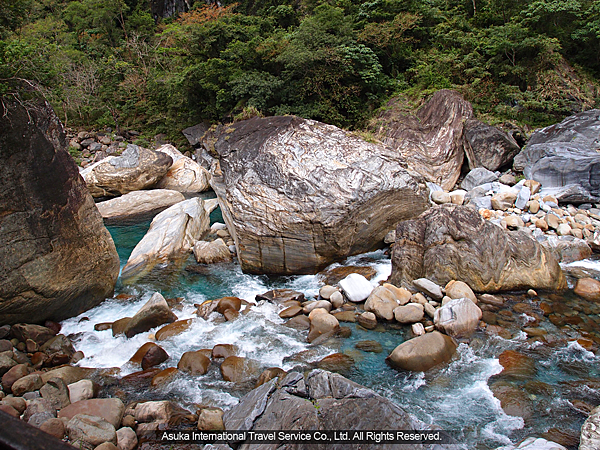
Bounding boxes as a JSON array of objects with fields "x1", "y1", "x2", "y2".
[{"x1": 1, "y1": 0, "x2": 598, "y2": 145}]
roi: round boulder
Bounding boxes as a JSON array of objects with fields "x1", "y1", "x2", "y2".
[
  {"x1": 177, "y1": 351, "x2": 211, "y2": 376},
  {"x1": 364, "y1": 285, "x2": 400, "y2": 321},
  {"x1": 434, "y1": 297, "x2": 482, "y2": 338},
  {"x1": 574, "y1": 278, "x2": 600, "y2": 302},
  {"x1": 387, "y1": 331, "x2": 457, "y2": 372},
  {"x1": 220, "y1": 356, "x2": 260, "y2": 383},
  {"x1": 308, "y1": 313, "x2": 340, "y2": 343},
  {"x1": 394, "y1": 304, "x2": 425, "y2": 324}
]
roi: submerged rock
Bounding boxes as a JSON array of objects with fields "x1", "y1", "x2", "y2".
[
  {"x1": 373, "y1": 90, "x2": 473, "y2": 190},
  {"x1": 121, "y1": 197, "x2": 216, "y2": 281},
  {"x1": 389, "y1": 205, "x2": 566, "y2": 293},
  {"x1": 96, "y1": 189, "x2": 185, "y2": 223},
  {"x1": 66, "y1": 414, "x2": 117, "y2": 448},
  {"x1": 386, "y1": 331, "x2": 457, "y2": 372},
  {"x1": 81, "y1": 144, "x2": 173, "y2": 198},
  {"x1": 209, "y1": 115, "x2": 429, "y2": 275},
  {"x1": 0, "y1": 99, "x2": 120, "y2": 324}
]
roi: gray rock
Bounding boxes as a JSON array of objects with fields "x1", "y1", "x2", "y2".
[
  {"x1": 40, "y1": 377, "x2": 71, "y2": 410},
  {"x1": 40, "y1": 334, "x2": 75, "y2": 359},
  {"x1": 515, "y1": 186, "x2": 531, "y2": 210},
  {"x1": 210, "y1": 115, "x2": 429, "y2": 275},
  {"x1": 66, "y1": 414, "x2": 117, "y2": 448},
  {"x1": 23, "y1": 398, "x2": 56, "y2": 422},
  {"x1": 182, "y1": 123, "x2": 208, "y2": 148},
  {"x1": 413, "y1": 278, "x2": 443, "y2": 300},
  {"x1": 513, "y1": 109, "x2": 600, "y2": 203},
  {"x1": 28, "y1": 411, "x2": 56, "y2": 428},
  {"x1": 0, "y1": 353, "x2": 16, "y2": 376},
  {"x1": 496, "y1": 437, "x2": 567, "y2": 450},
  {"x1": 463, "y1": 119, "x2": 521, "y2": 171},
  {"x1": 222, "y1": 378, "x2": 277, "y2": 431},
  {"x1": 461, "y1": 167, "x2": 499, "y2": 191},
  {"x1": 546, "y1": 184, "x2": 597, "y2": 204},
  {"x1": 89, "y1": 142, "x2": 102, "y2": 152},
  {"x1": 0, "y1": 99, "x2": 120, "y2": 325},
  {"x1": 225, "y1": 370, "x2": 435, "y2": 450},
  {"x1": 469, "y1": 196, "x2": 493, "y2": 210}
]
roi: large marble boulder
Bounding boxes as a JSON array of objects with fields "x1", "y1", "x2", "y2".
[
  {"x1": 462, "y1": 119, "x2": 521, "y2": 171},
  {"x1": 223, "y1": 370, "x2": 437, "y2": 449},
  {"x1": 513, "y1": 109, "x2": 600, "y2": 203},
  {"x1": 0, "y1": 99, "x2": 120, "y2": 325},
  {"x1": 81, "y1": 144, "x2": 173, "y2": 198},
  {"x1": 372, "y1": 90, "x2": 473, "y2": 190},
  {"x1": 155, "y1": 144, "x2": 211, "y2": 193},
  {"x1": 96, "y1": 189, "x2": 185, "y2": 223},
  {"x1": 121, "y1": 198, "x2": 216, "y2": 281},
  {"x1": 389, "y1": 204, "x2": 566, "y2": 293},
  {"x1": 209, "y1": 116, "x2": 430, "y2": 275}
]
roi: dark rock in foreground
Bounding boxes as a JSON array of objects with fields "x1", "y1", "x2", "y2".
[
  {"x1": 223, "y1": 369, "x2": 440, "y2": 450},
  {"x1": 0, "y1": 99, "x2": 120, "y2": 325},
  {"x1": 513, "y1": 109, "x2": 600, "y2": 203},
  {"x1": 389, "y1": 204, "x2": 566, "y2": 293},
  {"x1": 209, "y1": 115, "x2": 430, "y2": 275}
]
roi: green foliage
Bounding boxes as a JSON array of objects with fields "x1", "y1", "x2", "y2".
[{"x1": 1, "y1": 0, "x2": 599, "y2": 135}]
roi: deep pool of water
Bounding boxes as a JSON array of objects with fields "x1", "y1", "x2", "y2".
[{"x1": 60, "y1": 208, "x2": 600, "y2": 450}]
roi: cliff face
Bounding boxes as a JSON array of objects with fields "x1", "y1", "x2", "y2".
[{"x1": 0, "y1": 99, "x2": 120, "y2": 325}]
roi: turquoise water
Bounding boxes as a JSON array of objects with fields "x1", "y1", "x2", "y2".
[{"x1": 60, "y1": 207, "x2": 600, "y2": 450}]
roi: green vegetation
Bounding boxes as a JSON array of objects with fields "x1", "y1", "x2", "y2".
[{"x1": 1, "y1": 0, "x2": 599, "y2": 144}]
